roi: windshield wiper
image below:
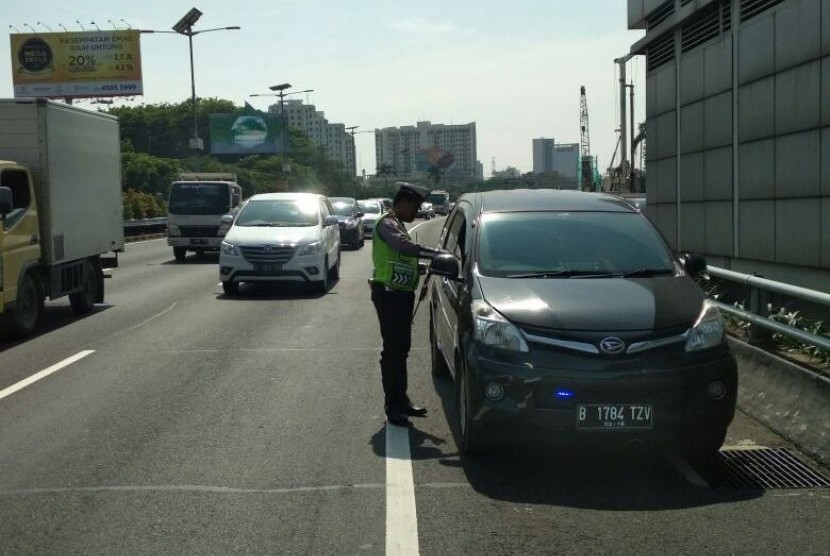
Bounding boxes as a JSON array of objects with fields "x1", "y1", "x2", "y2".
[
  {"x1": 506, "y1": 270, "x2": 616, "y2": 279},
  {"x1": 618, "y1": 268, "x2": 675, "y2": 278}
]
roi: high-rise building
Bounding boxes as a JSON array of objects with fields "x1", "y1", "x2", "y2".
[
  {"x1": 552, "y1": 143, "x2": 580, "y2": 184},
  {"x1": 375, "y1": 121, "x2": 478, "y2": 183},
  {"x1": 268, "y1": 99, "x2": 355, "y2": 175},
  {"x1": 533, "y1": 138, "x2": 556, "y2": 174}
]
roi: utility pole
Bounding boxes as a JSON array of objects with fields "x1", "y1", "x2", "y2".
[
  {"x1": 579, "y1": 86, "x2": 592, "y2": 192},
  {"x1": 614, "y1": 54, "x2": 634, "y2": 192}
]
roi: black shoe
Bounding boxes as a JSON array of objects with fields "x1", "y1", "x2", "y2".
[
  {"x1": 386, "y1": 409, "x2": 411, "y2": 427},
  {"x1": 403, "y1": 404, "x2": 428, "y2": 417}
]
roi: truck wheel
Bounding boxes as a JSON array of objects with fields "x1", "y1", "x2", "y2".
[
  {"x1": 69, "y1": 260, "x2": 99, "y2": 315},
  {"x1": 173, "y1": 247, "x2": 187, "y2": 262},
  {"x1": 11, "y1": 273, "x2": 43, "y2": 337}
]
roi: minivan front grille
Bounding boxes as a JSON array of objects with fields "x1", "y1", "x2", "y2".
[{"x1": 241, "y1": 246, "x2": 295, "y2": 264}]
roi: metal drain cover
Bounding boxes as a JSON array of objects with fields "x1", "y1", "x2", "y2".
[{"x1": 695, "y1": 447, "x2": 830, "y2": 490}]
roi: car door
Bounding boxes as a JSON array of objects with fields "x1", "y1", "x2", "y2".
[{"x1": 433, "y1": 208, "x2": 467, "y2": 374}]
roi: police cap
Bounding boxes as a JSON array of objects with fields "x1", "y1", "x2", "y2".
[{"x1": 395, "y1": 182, "x2": 430, "y2": 202}]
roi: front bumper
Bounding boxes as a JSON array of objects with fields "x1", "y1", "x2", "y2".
[
  {"x1": 168, "y1": 236, "x2": 223, "y2": 249},
  {"x1": 464, "y1": 343, "x2": 738, "y2": 442},
  {"x1": 219, "y1": 250, "x2": 326, "y2": 284},
  {"x1": 338, "y1": 226, "x2": 361, "y2": 244}
]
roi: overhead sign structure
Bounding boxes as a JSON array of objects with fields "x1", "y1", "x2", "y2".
[{"x1": 10, "y1": 30, "x2": 143, "y2": 99}]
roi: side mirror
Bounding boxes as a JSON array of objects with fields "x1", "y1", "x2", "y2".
[
  {"x1": 218, "y1": 213, "x2": 235, "y2": 236},
  {"x1": 429, "y1": 252, "x2": 460, "y2": 280},
  {"x1": 0, "y1": 186, "x2": 12, "y2": 215},
  {"x1": 680, "y1": 252, "x2": 707, "y2": 278},
  {"x1": 324, "y1": 215, "x2": 339, "y2": 227},
  {"x1": 232, "y1": 193, "x2": 241, "y2": 206},
  {"x1": 356, "y1": 211, "x2": 365, "y2": 218}
]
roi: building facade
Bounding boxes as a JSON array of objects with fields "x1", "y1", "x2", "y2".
[
  {"x1": 375, "y1": 121, "x2": 479, "y2": 183},
  {"x1": 532, "y1": 138, "x2": 556, "y2": 174},
  {"x1": 629, "y1": 0, "x2": 829, "y2": 288},
  {"x1": 268, "y1": 100, "x2": 355, "y2": 176}
]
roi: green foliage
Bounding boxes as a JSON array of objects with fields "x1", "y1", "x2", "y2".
[{"x1": 123, "y1": 189, "x2": 166, "y2": 219}]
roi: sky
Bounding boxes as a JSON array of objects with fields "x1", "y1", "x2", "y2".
[{"x1": 2, "y1": 0, "x2": 647, "y2": 177}]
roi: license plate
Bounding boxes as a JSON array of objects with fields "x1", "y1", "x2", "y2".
[
  {"x1": 191, "y1": 238, "x2": 207, "y2": 245},
  {"x1": 576, "y1": 404, "x2": 653, "y2": 430},
  {"x1": 255, "y1": 264, "x2": 282, "y2": 273}
]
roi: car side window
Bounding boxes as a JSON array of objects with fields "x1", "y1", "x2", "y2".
[{"x1": 443, "y1": 212, "x2": 467, "y2": 270}]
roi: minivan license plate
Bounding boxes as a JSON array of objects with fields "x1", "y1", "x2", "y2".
[
  {"x1": 576, "y1": 404, "x2": 653, "y2": 430},
  {"x1": 255, "y1": 264, "x2": 282, "y2": 273}
]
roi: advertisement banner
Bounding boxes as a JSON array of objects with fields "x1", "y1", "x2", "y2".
[
  {"x1": 209, "y1": 112, "x2": 287, "y2": 155},
  {"x1": 10, "y1": 30, "x2": 143, "y2": 98},
  {"x1": 415, "y1": 147, "x2": 455, "y2": 172}
]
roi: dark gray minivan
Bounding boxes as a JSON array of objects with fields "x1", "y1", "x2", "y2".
[{"x1": 427, "y1": 190, "x2": 737, "y2": 458}]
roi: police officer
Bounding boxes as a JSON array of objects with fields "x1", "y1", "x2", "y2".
[{"x1": 370, "y1": 183, "x2": 441, "y2": 427}]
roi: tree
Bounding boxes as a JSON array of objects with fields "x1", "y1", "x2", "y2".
[{"x1": 376, "y1": 164, "x2": 397, "y2": 186}]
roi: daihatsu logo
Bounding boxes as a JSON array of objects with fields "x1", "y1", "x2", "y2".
[{"x1": 599, "y1": 337, "x2": 626, "y2": 354}]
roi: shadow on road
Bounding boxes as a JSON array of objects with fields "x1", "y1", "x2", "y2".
[
  {"x1": 0, "y1": 304, "x2": 113, "y2": 353},
  {"x1": 161, "y1": 253, "x2": 220, "y2": 265},
  {"x1": 215, "y1": 279, "x2": 340, "y2": 301},
  {"x1": 429, "y1": 374, "x2": 763, "y2": 512}
]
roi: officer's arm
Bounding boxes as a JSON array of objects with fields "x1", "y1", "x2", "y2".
[{"x1": 376, "y1": 219, "x2": 442, "y2": 259}]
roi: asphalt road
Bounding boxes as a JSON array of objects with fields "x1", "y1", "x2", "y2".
[{"x1": 1, "y1": 219, "x2": 828, "y2": 555}]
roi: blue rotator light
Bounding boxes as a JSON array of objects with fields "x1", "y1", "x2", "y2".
[{"x1": 555, "y1": 389, "x2": 575, "y2": 399}]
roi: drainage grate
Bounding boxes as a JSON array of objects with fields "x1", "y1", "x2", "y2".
[{"x1": 697, "y1": 448, "x2": 830, "y2": 490}]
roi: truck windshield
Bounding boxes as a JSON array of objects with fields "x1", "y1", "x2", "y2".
[
  {"x1": 168, "y1": 182, "x2": 232, "y2": 215},
  {"x1": 427, "y1": 193, "x2": 448, "y2": 205}
]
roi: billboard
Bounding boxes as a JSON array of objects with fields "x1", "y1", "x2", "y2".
[
  {"x1": 415, "y1": 147, "x2": 455, "y2": 172},
  {"x1": 209, "y1": 112, "x2": 287, "y2": 155},
  {"x1": 10, "y1": 30, "x2": 143, "y2": 98}
]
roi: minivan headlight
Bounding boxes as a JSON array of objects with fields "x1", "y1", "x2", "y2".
[
  {"x1": 685, "y1": 301, "x2": 726, "y2": 352},
  {"x1": 298, "y1": 241, "x2": 323, "y2": 256},
  {"x1": 472, "y1": 299, "x2": 529, "y2": 352},
  {"x1": 221, "y1": 241, "x2": 239, "y2": 256}
]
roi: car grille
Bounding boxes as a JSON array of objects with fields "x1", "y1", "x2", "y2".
[
  {"x1": 240, "y1": 245, "x2": 295, "y2": 264},
  {"x1": 180, "y1": 225, "x2": 219, "y2": 237}
]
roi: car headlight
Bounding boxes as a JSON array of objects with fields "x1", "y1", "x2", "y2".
[
  {"x1": 298, "y1": 241, "x2": 323, "y2": 256},
  {"x1": 685, "y1": 301, "x2": 726, "y2": 352},
  {"x1": 168, "y1": 224, "x2": 181, "y2": 236},
  {"x1": 221, "y1": 241, "x2": 239, "y2": 256},
  {"x1": 472, "y1": 299, "x2": 529, "y2": 352}
]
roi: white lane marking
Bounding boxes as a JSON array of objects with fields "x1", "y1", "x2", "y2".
[
  {"x1": 124, "y1": 237, "x2": 167, "y2": 246},
  {"x1": 0, "y1": 351, "x2": 95, "y2": 402},
  {"x1": 664, "y1": 453, "x2": 710, "y2": 488},
  {"x1": 408, "y1": 220, "x2": 431, "y2": 233},
  {"x1": 386, "y1": 424, "x2": 420, "y2": 556}
]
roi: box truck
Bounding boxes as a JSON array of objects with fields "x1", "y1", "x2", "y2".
[
  {"x1": 166, "y1": 173, "x2": 242, "y2": 261},
  {"x1": 0, "y1": 98, "x2": 124, "y2": 337}
]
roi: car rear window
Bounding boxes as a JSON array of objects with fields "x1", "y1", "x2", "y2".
[{"x1": 478, "y1": 211, "x2": 675, "y2": 278}]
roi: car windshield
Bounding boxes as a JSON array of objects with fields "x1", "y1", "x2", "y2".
[
  {"x1": 234, "y1": 198, "x2": 319, "y2": 227},
  {"x1": 358, "y1": 201, "x2": 380, "y2": 214},
  {"x1": 331, "y1": 202, "x2": 356, "y2": 216},
  {"x1": 168, "y1": 182, "x2": 231, "y2": 215},
  {"x1": 478, "y1": 211, "x2": 675, "y2": 278}
]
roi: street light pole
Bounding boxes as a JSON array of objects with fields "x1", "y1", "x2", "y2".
[
  {"x1": 250, "y1": 86, "x2": 313, "y2": 167},
  {"x1": 188, "y1": 31, "x2": 198, "y2": 153}
]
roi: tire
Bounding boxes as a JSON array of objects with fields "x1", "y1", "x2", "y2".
[
  {"x1": 313, "y1": 257, "x2": 329, "y2": 293},
  {"x1": 173, "y1": 247, "x2": 187, "y2": 262},
  {"x1": 10, "y1": 272, "x2": 43, "y2": 338},
  {"x1": 682, "y1": 423, "x2": 727, "y2": 460},
  {"x1": 222, "y1": 281, "x2": 239, "y2": 296},
  {"x1": 456, "y1": 359, "x2": 486, "y2": 456},
  {"x1": 430, "y1": 310, "x2": 450, "y2": 378},
  {"x1": 330, "y1": 249, "x2": 340, "y2": 280},
  {"x1": 69, "y1": 260, "x2": 99, "y2": 315}
]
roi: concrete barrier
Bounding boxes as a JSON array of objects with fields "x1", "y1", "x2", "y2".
[{"x1": 730, "y1": 337, "x2": 830, "y2": 466}]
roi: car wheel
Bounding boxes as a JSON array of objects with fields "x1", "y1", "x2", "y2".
[
  {"x1": 313, "y1": 257, "x2": 330, "y2": 293},
  {"x1": 222, "y1": 281, "x2": 239, "y2": 296},
  {"x1": 173, "y1": 247, "x2": 187, "y2": 262},
  {"x1": 69, "y1": 260, "x2": 99, "y2": 315},
  {"x1": 456, "y1": 358, "x2": 486, "y2": 456},
  {"x1": 682, "y1": 423, "x2": 727, "y2": 460},
  {"x1": 430, "y1": 309, "x2": 450, "y2": 378},
  {"x1": 330, "y1": 249, "x2": 340, "y2": 280},
  {"x1": 9, "y1": 272, "x2": 43, "y2": 337}
]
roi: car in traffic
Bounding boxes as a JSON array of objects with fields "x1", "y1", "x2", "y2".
[
  {"x1": 379, "y1": 197, "x2": 393, "y2": 211},
  {"x1": 357, "y1": 198, "x2": 384, "y2": 237},
  {"x1": 329, "y1": 196, "x2": 365, "y2": 249},
  {"x1": 427, "y1": 189, "x2": 737, "y2": 458},
  {"x1": 219, "y1": 192, "x2": 341, "y2": 294},
  {"x1": 418, "y1": 201, "x2": 435, "y2": 219}
]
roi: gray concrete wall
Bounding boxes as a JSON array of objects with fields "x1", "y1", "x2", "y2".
[{"x1": 638, "y1": 0, "x2": 830, "y2": 289}]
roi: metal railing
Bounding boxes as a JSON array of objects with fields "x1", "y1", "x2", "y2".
[
  {"x1": 124, "y1": 217, "x2": 167, "y2": 236},
  {"x1": 706, "y1": 265, "x2": 830, "y2": 352}
]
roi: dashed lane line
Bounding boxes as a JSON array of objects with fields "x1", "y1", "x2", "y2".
[
  {"x1": 0, "y1": 351, "x2": 95, "y2": 402},
  {"x1": 386, "y1": 423, "x2": 420, "y2": 556}
]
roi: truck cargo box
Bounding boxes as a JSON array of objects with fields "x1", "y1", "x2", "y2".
[{"x1": 0, "y1": 98, "x2": 124, "y2": 265}]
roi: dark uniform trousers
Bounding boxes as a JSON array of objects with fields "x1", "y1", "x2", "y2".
[{"x1": 370, "y1": 282, "x2": 415, "y2": 412}]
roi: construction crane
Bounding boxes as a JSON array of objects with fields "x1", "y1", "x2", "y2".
[{"x1": 579, "y1": 86, "x2": 595, "y2": 192}]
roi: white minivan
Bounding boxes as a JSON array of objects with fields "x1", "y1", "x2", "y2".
[{"x1": 219, "y1": 193, "x2": 340, "y2": 294}]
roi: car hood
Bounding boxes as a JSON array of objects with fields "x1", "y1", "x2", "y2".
[
  {"x1": 477, "y1": 274, "x2": 704, "y2": 332},
  {"x1": 362, "y1": 214, "x2": 380, "y2": 223},
  {"x1": 225, "y1": 225, "x2": 321, "y2": 246},
  {"x1": 335, "y1": 215, "x2": 355, "y2": 223}
]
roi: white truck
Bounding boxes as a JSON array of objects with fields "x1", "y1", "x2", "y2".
[
  {"x1": 166, "y1": 173, "x2": 242, "y2": 261},
  {"x1": 0, "y1": 98, "x2": 124, "y2": 337}
]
